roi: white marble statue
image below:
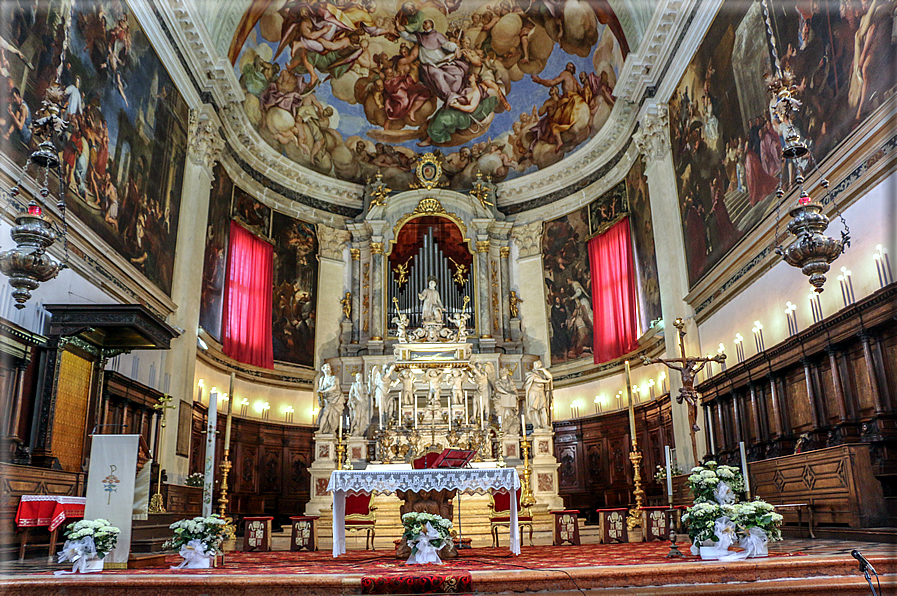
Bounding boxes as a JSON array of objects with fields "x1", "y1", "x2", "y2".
[
  {"x1": 418, "y1": 277, "x2": 445, "y2": 322},
  {"x1": 493, "y1": 367, "x2": 519, "y2": 434},
  {"x1": 468, "y1": 362, "x2": 492, "y2": 423},
  {"x1": 398, "y1": 368, "x2": 416, "y2": 406},
  {"x1": 393, "y1": 312, "x2": 410, "y2": 343},
  {"x1": 524, "y1": 359, "x2": 553, "y2": 429},
  {"x1": 445, "y1": 367, "x2": 465, "y2": 406},
  {"x1": 370, "y1": 364, "x2": 396, "y2": 423},
  {"x1": 316, "y1": 363, "x2": 345, "y2": 435},
  {"x1": 348, "y1": 372, "x2": 369, "y2": 436},
  {"x1": 448, "y1": 311, "x2": 470, "y2": 342},
  {"x1": 425, "y1": 369, "x2": 442, "y2": 407}
]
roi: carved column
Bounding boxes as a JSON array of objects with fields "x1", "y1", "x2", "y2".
[
  {"x1": 748, "y1": 382, "x2": 764, "y2": 444},
  {"x1": 474, "y1": 220, "x2": 493, "y2": 344},
  {"x1": 826, "y1": 347, "x2": 849, "y2": 422},
  {"x1": 801, "y1": 358, "x2": 821, "y2": 431},
  {"x1": 315, "y1": 224, "x2": 350, "y2": 367},
  {"x1": 499, "y1": 245, "x2": 511, "y2": 341},
  {"x1": 350, "y1": 248, "x2": 361, "y2": 343},
  {"x1": 716, "y1": 400, "x2": 727, "y2": 454},
  {"x1": 370, "y1": 240, "x2": 384, "y2": 343},
  {"x1": 162, "y1": 106, "x2": 222, "y2": 480},
  {"x1": 768, "y1": 375, "x2": 784, "y2": 439},
  {"x1": 704, "y1": 405, "x2": 715, "y2": 455},
  {"x1": 732, "y1": 393, "x2": 744, "y2": 444},
  {"x1": 511, "y1": 222, "x2": 549, "y2": 357},
  {"x1": 859, "y1": 333, "x2": 884, "y2": 414}
]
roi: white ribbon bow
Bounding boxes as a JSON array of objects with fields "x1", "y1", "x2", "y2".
[
  {"x1": 405, "y1": 522, "x2": 444, "y2": 565},
  {"x1": 55, "y1": 536, "x2": 102, "y2": 575},
  {"x1": 171, "y1": 539, "x2": 213, "y2": 569},
  {"x1": 720, "y1": 526, "x2": 769, "y2": 560},
  {"x1": 714, "y1": 481, "x2": 737, "y2": 505},
  {"x1": 699, "y1": 516, "x2": 738, "y2": 559}
]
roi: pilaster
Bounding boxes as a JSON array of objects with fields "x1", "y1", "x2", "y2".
[
  {"x1": 315, "y1": 224, "x2": 350, "y2": 368},
  {"x1": 511, "y1": 222, "x2": 548, "y2": 360}
]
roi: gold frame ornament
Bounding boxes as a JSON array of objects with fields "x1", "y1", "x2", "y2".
[{"x1": 415, "y1": 153, "x2": 442, "y2": 190}]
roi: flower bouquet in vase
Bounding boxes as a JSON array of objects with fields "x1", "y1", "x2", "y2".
[
  {"x1": 728, "y1": 500, "x2": 783, "y2": 558},
  {"x1": 56, "y1": 519, "x2": 120, "y2": 574},
  {"x1": 164, "y1": 514, "x2": 226, "y2": 569},
  {"x1": 401, "y1": 512, "x2": 455, "y2": 565}
]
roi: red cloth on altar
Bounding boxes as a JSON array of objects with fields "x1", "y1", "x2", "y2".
[{"x1": 15, "y1": 496, "x2": 86, "y2": 531}]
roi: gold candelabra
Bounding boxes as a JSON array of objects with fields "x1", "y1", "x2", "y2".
[
  {"x1": 520, "y1": 437, "x2": 536, "y2": 508},
  {"x1": 626, "y1": 439, "x2": 645, "y2": 531},
  {"x1": 217, "y1": 455, "x2": 236, "y2": 547},
  {"x1": 148, "y1": 394, "x2": 175, "y2": 513},
  {"x1": 335, "y1": 437, "x2": 346, "y2": 471}
]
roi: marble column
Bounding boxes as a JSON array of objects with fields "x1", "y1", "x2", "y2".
[
  {"x1": 315, "y1": 224, "x2": 350, "y2": 367},
  {"x1": 511, "y1": 222, "x2": 549, "y2": 358},
  {"x1": 634, "y1": 103, "x2": 702, "y2": 467},
  {"x1": 474, "y1": 220, "x2": 493, "y2": 343},
  {"x1": 161, "y1": 108, "x2": 222, "y2": 481},
  {"x1": 350, "y1": 248, "x2": 361, "y2": 343},
  {"x1": 499, "y1": 245, "x2": 511, "y2": 341}
]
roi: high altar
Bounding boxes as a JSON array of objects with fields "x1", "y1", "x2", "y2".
[{"x1": 305, "y1": 156, "x2": 563, "y2": 535}]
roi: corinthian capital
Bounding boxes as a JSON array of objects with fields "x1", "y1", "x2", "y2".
[
  {"x1": 511, "y1": 221, "x2": 543, "y2": 258},
  {"x1": 317, "y1": 223, "x2": 351, "y2": 260},
  {"x1": 633, "y1": 104, "x2": 670, "y2": 163},
  {"x1": 187, "y1": 109, "x2": 225, "y2": 175}
]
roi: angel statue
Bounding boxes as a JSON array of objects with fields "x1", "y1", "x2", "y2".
[
  {"x1": 316, "y1": 363, "x2": 344, "y2": 435},
  {"x1": 524, "y1": 359, "x2": 553, "y2": 430},
  {"x1": 448, "y1": 310, "x2": 470, "y2": 342},
  {"x1": 341, "y1": 291, "x2": 352, "y2": 320},
  {"x1": 468, "y1": 362, "x2": 492, "y2": 423},
  {"x1": 370, "y1": 364, "x2": 397, "y2": 424},
  {"x1": 392, "y1": 297, "x2": 409, "y2": 343},
  {"x1": 493, "y1": 367, "x2": 519, "y2": 434}
]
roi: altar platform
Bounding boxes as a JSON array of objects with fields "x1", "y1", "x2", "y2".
[{"x1": 2, "y1": 538, "x2": 893, "y2": 595}]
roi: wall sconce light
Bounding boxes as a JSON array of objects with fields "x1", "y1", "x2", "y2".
[
  {"x1": 873, "y1": 245, "x2": 892, "y2": 287},
  {"x1": 647, "y1": 379, "x2": 655, "y2": 399},
  {"x1": 262, "y1": 402, "x2": 270, "y2": 420},
  {"x1": 837, "y1": 266, "x2": 855, "y2": 307},
  {"x1": 751, "y1": 321, "x2": 764, "y2": 353},
  {"x1": 220, "y1": 393, "x2": 228, "y2": 402},
  {"x1": 196, "y1": 379, "x2": 204, "y2": 402},
  {"x1": 718, "y1": 344, "x2": 727, "y2": 371},
  {"x1": 570, "y1": 403, "x2": 579, "y2": 418},
  {"x1": 240, "y1": 398, "x2": 249, "y2": 416},
  {"x1": 706, "y1": 354, "x2": 714, "y2": 378},
  {"x1": 659, "y1": 371, "x2": 667, "y2": 394},
  {"x1": 734, "y1": 333, "x2": 745, "y2": 363},
  {"x1": 785, "y1": 302, "x2": 798, "y2": 336},
  {"x1": 311, "y1": 406, "x2": 319, "y2": 422},
  {"x1": 808, "y1": 292, "x2": 823, "y2": 324},
  {"x1": 285, "y1": 406, "x2": 294, "y2": 423},
  {"x1": 616, "y1": 391, "x2": 622, "y2": 409}
]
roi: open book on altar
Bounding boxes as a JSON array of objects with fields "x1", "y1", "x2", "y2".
[{"x1": 431, "y1": 448, "x2": 477, "y2": 468}]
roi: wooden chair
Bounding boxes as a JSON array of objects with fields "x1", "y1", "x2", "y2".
[
  {"x1": 488, "y1": 488, "x2": 534, "y2": 548},
  {"x1": 344, "y1": 493, "x2": 377, "y2": 550}
]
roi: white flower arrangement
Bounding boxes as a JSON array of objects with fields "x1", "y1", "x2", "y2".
[
  {"x1": 185, "y1": 472, "x2": 204, "y2": 488},
  {"x1": 163, "y1": 514, "x2": 227, "y2": 555},
  {"x1": 63, "y1": 519, "x2": 121, "y2": 555},
  {"x1": 687, "y1": 460, "x2": 745, "y2": 503},
  {"x1": 401, "y1": 512, "x2": 453, "y2": 548},
  {"x1": 654, "y1": 464, "x2": 684, "y2": 484}
]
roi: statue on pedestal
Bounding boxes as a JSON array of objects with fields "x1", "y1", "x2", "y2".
[
  {"x1": 398, "y1": 369, "x2": 416, "y2": 406},
  {"x1": 425, "y1": 369, "x2": 442, "y2": 407},
  {"x1": 370, "y1": 364, "x2": 396, "y2": 424},
  {"x1": 524, "y1": 359, "x2": 553, "y2": 429},
  {"x1": 468, "y1": 362, "x2": 492, "y2": 424},
  {"x1": 418, "y1": 276, "x2": 445, "y2": 322},
  {"x1": 316, "y1": 363, "x2": 344, "y2": 435},
  {"x1": 445, "y1": 368, "x2": 465, "y2": 407},
  {"x1": 493, "y1": 367, "x2": 519, "y2": 434},
  {"x1": 348, "y1": 372, "x2": 369, "y2": 436}
]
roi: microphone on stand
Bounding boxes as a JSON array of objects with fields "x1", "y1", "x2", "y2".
[{"x1": 851, "y1": 549, "x2": 876, "y2": 574}]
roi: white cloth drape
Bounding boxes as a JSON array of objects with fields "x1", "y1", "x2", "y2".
[{"x1": 329, "y1": 468, "x2": 521, "y2": 557}]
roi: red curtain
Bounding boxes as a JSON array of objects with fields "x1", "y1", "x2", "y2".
[
  {"x1": 588, "y1": 217, "x2": 639, "y2": 364},
  {"x1": 222, "y1": 221, "x2": 274, "y2": 368}
]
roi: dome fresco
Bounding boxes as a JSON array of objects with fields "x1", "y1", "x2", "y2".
[{"x1": 228, "y1": 0, "x2": 628, "y2": 191}]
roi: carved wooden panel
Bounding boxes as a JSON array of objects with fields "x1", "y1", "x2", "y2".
[
  {"x1": 785, "y1": 369, "x2": 811, "y2": 431},
  {"x1": 557, "y1": 444, "x2": 579, "y2": 490},
  {"x1": 237, "y1": 443, "x2": 259, "y2": 494},
  {"x1": 260, "y1": 447, "x2": 282, "y2": 494},
  {"x1": 176, "y1": 401, "x2": 192, "y2": 457}
]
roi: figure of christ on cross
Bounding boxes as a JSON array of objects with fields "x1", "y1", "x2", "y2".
[{"x1": 642, "y1": 318, "x2": 725, "y2": 465}]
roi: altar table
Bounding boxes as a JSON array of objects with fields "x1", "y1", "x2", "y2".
[
  {"x1": 15, "y1": 495, "x2": 86, "y2": 560},
  {"x1": 328, "y1": 468, "x2": 521, "y2": 557}
]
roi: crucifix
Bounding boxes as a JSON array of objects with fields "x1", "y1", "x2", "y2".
[{"x1": 642, "y1": 318, "x2": 725, "y2": 465}]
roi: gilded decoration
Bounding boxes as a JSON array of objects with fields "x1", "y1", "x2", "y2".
[
  {"x1": 390, "y1": 200, "x2": 468, "y2": 255},
  {"x1": 350, "y1": 248, "x2": 361, "y2": 260},
  {"x1": 371, "y1": 242, "x2": 384, "y2": 255},
  {"x1": 476, "y1": 240, "x2": 490, "y2": 253},
  {"x1": 414, "y1": 153, "x2": 443, "y2": 190},
  {"x1": 500, "y1": 246, "x2": 510, "y2": 259}
]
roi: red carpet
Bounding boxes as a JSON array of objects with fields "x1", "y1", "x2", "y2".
[{"x1": 56, "y1": 542, "x2": 804, "y2": 577}]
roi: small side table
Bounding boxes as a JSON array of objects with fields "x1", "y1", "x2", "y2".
[
  {"x1": 640, "y1": 507, "x2": 673, "y2": 542},
  {"x1": 289, "y1": 516, "x2": 319, "y2": 551},
  {"x1": 243, "y1": 516, "x2": 273, "y2": 552},
  {"x1": 595, "y1": 508, "x2": 628, "y2": 544},
  {"x1": 550, "y1": 510, "x2": 580, "y2": 546}
]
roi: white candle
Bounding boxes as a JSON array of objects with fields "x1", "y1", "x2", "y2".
[
  {"x1": 413, "y1": 393, "x2": 418, "y2": 428},
  {"x1": 338, "y1": 413, "x2": 343, "y2": 440},
  {"x1": 498, "y1": 415, "x2": 502, "y2": 430},
  {"x1": 664, "y1": 445, "x2": 673, "y2": 499},
  {"x1": 464, "y1": 391, "x2": 469, "y2": 424},
  {"x1": 740, "y1": 441, "x2": 751, "y2": 499},
  {"x1": 520, "y1": 413, "x2": 526, "y2": 436}
]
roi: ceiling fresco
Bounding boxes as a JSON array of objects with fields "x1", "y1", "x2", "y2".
[{"x1": 228, "y1": 0, "x2": 628, "y2": 191}]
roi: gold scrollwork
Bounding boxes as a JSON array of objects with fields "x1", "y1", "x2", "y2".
[{"x1": 414, "y1": 152, "x2": 443, "y2": 190}]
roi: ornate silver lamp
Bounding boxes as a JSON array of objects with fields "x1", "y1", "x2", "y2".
[
  {"x1": 761, "y1": 0, "x2": 849, "y2": 293},
  {"x1": 0, "y1": 87, "x2": 70, "y2": 308}
]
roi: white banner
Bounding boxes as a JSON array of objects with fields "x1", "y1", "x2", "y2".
[
  {"x1": 202, "y1": 391, "x2": 218, "y2": 517},
  {"x1": 85, "y1": 435, "x2": 139, "y2": 565}
]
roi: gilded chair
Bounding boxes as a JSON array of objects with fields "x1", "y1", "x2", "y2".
[
  {"x1": 344, "y1": 492, "x2": 378, "y2": 550},
  {"x1": 488, "y1": 488, "x2": 534, "y2": 547}
]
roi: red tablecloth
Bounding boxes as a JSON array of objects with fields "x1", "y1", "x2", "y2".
[{"x1": 15, "y1": 496, "x2": 86, "y2": 531}]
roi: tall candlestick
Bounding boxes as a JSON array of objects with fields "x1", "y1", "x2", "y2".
[
  {"x1": 625, "y1": 360, "x2": 636, "y2": 440},
  {"x1": 664, "y1": 445, "x2": 673, "y2": 502},
  {"x1": 739, "y1": 441, "x2": 751, "y2": 500},
  {"x1": 223, "y1": 372, "x2": 235, "y2": 452}
]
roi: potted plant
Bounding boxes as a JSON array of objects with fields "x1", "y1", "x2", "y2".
[
  {"x1": 729, "y1": 500, "x2": 783, "y2": 557},
  {"x1": 686, "y1": 460, "x2": 745, "y2": 504},
  {"x1": 57, "y1": 519, "x2": 120, "y2": 573},
  {"x1": 164, "y1": 514, "x2": 226, "y2": 568},
  {"x1": 400, "y1": 512, "x2": 455, "y2": 565}
]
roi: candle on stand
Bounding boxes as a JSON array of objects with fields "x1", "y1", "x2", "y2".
[
  {"x1": 739, "y1": 441, "x2": 751, "y2": 500},
  {"x1": 498, "y1": 415, "x2": 502, "y2": 430},
  {"x1": 223, "y1": 372, "x2": 235, "y2": 452},
  {"x1": 464, "y1": 391, "x2": 469, "y2": 424},
  {"x1": 664, "y1": 445, "x2": 673, "y2": 502},
  {"x1": 413, "y1": 393, "x2": 418, "y2": 428},
  {"x1": 520, "y1": 413, "x2": 526, "y2": 436},
  {"x1": 625, "y1": 360, "x2": 636, "y2": 440},
  {"x1": 338, "y1": 413, "x2": 343, "y2": 440}
]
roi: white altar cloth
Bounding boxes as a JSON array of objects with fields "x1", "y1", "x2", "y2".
[{"x1": 327, "y1": 467, "x2": 521, "y2": 557}]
